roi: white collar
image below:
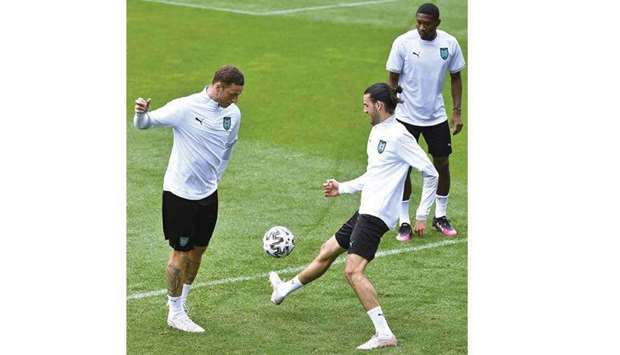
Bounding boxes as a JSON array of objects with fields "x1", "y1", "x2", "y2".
[
  {"x1": 202, "y1": 86, "x2": 220, "y2": 111},
  {"x1": 380, "y1": 114, "x2": 396, "y2": 125}
]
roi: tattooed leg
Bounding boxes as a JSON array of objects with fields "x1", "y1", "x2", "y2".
[{"x1": 166, "y1": 250, "x2": 187, "y2": 297}]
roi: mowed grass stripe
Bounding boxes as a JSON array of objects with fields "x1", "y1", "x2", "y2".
[
  {"x1": 128, "y1": 238, "x2": 466, "y2": 300},
  {"x1": 142, "y1": 0, "x2": 401, "y2": 16}
]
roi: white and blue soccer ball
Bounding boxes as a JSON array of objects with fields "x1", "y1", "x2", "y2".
[{"x1": 263, "y1": 226, "x2": 295, "y2": 258}]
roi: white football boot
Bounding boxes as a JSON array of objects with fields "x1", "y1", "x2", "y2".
[
  {"x1": 167, "y1": 299, "x2": 190, "y2": 315},
  {"x1": 356, "y1": 333, "x2": 398, "y2": 350},
  {"x1": 167, "y1": 311, "x2": 205, "y2": 333},
  {"x1": 268, "y1": 272, "x2": 286, "y2": 305}
]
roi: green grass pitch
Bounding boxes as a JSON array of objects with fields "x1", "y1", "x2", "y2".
[{"x1": 127, "y1": 0, "x2": 467, "y2": 353}]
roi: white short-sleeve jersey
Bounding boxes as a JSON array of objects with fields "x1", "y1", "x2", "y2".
[
  {"x1": 338, "y1": 116, "x2": 438, "y2": 228},
  {"x1": 386, "y1": 29, "x2": 465, "y2": 126},
  {"x1": 133, "y1": 87, "x2": 241, "y2": 200}
]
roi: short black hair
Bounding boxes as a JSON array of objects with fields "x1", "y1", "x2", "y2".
[
  {"x1": 416, "y1": 3, "x2": 440, "y2": 21},
  {"x1": 212, "y1": 65, "x2": 244, "y2": 86},
  {"x1": 364, "y1": 83, "x2": 403, "y2": 114}
]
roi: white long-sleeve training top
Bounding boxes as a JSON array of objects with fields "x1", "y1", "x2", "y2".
[
  {"x1": 133, "y1": 87, "x2": 241, "y2": 200},
  {"x1": 338, "y1": 115, "x2": 438, "y2": 228}
]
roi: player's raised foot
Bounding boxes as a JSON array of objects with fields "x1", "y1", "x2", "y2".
[
  {"x1": 268, "y1": 271, "x2": 285, "y2": 305},
  {"x1": 432, "y1": 216, "x2": 458, "y2": 237},
  {"x1": 167, "y1": 311, "x2": 205, "y2": 333},
  {"x1": 356, "y1": 333, "x2": 398, "y2": 350},
  {"x1": 395, "y1": 222, "x2": 412, "y2": 242}
]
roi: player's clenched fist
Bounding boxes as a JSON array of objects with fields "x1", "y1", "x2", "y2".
[
  {"x1": 135, "y1": 97, "x2": 151, "y2": 113},
  {"x1": 323, "y1": 179, "x2": 340, "y2": 197}
]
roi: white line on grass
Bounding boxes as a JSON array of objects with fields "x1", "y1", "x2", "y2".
[
  {"x1": 128, "y1": 238, "x2": 466, "y2": 301},
  {"x1": 142, "y1": 0, "x2": 400, "y2": 16}
]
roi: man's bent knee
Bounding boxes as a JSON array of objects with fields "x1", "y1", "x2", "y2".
[
  {"x1": 317, "y1": 237, "x2": 343, "y2": 262},
  {"x1": 344, "y1": 267, "x2": 364, "y2": 284},
  {"x1": 344, "y1": 255, "x2": 367, "y2": 283},
  {"x1": 169, "y1": 250, "x2": 187, "y2": 264}
]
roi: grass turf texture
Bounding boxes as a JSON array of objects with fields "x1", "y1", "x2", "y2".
[{"x1": 128, "y1": 0, "x2": 467, "y2": 353}]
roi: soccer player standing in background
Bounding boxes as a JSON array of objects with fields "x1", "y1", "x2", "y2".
[
  {"x1": 269, "y1": 83, "x2": 438, "y2": 350},
  {"x1": 386, "y1": 3, "x2": 465, "y2": 240},
  {"x1": 133, "y1": 65, "x2": 244, "y2": 333}
]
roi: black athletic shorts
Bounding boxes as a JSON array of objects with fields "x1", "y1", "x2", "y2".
[
  {"x1": 162, "y1": 190, "x2": 218, "y2": 251},
  {"x1": 334, "y1": 211, "x2": 389, "y2": 262},
  {"x1": 397, "y1": 119, "x2": 452, "y2": 157}
]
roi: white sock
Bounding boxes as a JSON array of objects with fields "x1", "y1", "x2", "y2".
[
  {"x1": 168, "y1": 295, "x2": 183, "y2": 314},
  {"x1": 181, "y1": 283, "x2": 192, "y2": 305},
  {"x1": 400, "y1": 200, "x2": 411, "y2": 225},
  {"x1": 435, "y1": 194, "x2": 449, "y2": 218},
  {"x1": 367, "y1": 306, "x2": 394, "y2": 338},
  {"x1": 281, "y1": 276, "x2": 304, "y2": 296}
]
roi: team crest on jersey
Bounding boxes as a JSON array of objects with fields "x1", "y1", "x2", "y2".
[
  {"x1": 223, "y1": 116, "x2": 231, "y2": 131},
  {"x1": 440, "y1": 47, "x2": 449, "y2": 60},
  {"x1": 377, "y1": 140, "x2": 387, "y2": 153}
]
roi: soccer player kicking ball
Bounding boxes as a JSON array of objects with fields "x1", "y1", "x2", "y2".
[
  {"x1": 269, "y1": 83, "x2": 438, "y2": 350},
  {"x1": 133, "y1": 65, "x2": 244, "y2": 333}
]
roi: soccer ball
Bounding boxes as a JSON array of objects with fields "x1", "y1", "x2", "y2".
[{"x1": 263, "y1": 226, "x2": 295, "y2": 258}]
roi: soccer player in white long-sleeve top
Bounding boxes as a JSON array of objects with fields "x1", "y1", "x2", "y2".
[
  {"x1": 268, "y1": 83, "x2": 438, "y2": 350},
  {"x1": 133, "y1": 65, "x2": 244, "y2": 333},
  {"x1": 386, "y1": 3, "x2": 465, "y2": 240}
]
